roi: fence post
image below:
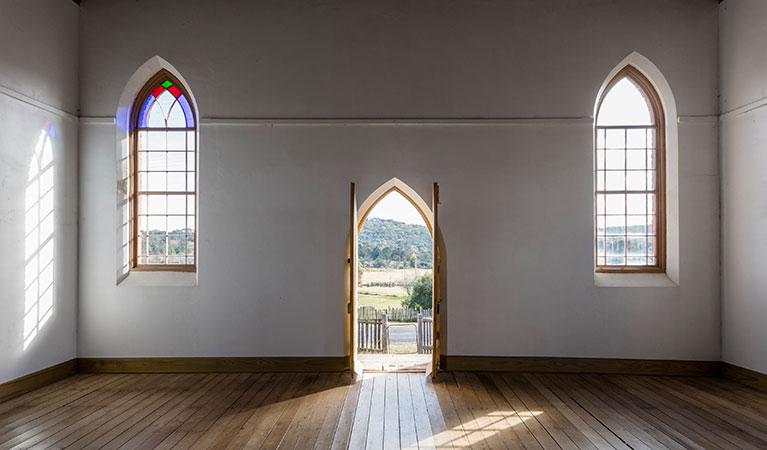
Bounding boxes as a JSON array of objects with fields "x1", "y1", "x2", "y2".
[
  {"x1": 417, "y1": 313, "x2": 423, "y2": 354},
  {"x1": 382, "y1": 313, "x2": 389, "y2": 353}
]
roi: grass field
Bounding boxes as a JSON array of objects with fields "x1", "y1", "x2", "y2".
[
  {"x1": 357, "y1": 293, "x2": 405, "y2": 309},
  {"x1": 360, "y1": 268, "x2": 431, "y2": 285}
]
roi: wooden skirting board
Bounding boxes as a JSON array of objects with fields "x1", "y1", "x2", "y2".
[
  {"x1": 77, "y1": 357, "x2": 346, "y2": 373},
  {"x1": 0, "y1": 359, "x2": 77, "y2": 403},
  {"x1": 721, "y1": 362, "x2": 767, "y2": 392},
  {"x1": 443, "y1": 355, "x2": 722, "y2": 377},
  {"x1": 3, "y1": 356, "x2": 767, "y2": 403}
]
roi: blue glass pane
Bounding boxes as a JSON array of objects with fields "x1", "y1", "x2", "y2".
[
  {"x1": 138, "y1": 95, "x2": 155, "y2": 128},
  {"x1": 177, "y1": 95, "x2": 195, "y2": 127}
]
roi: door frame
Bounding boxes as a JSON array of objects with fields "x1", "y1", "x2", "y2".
[{"x1": 345, "y1": 178, "x2": 446, "y2": 377}]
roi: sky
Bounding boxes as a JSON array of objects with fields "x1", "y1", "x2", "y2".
[{"x1": 367, "y1": 190, "x2": 426, "y2": 225}]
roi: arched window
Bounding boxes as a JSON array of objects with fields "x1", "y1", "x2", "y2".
[
  {"x1": 595, "y1": 66, "x2": 665, "y2": 272},
  {"x1": 130, "y1": 71, "x2": 197, "y2": 271}
]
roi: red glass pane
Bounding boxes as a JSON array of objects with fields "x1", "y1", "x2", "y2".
[
  {"x1": 151, "y1": 86, "x2": 165, "y2": 98},
  {"x1": 168, "y1": 86, "x2": 181, "y2": 98}
]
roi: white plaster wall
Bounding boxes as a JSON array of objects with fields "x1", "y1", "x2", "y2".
[
  {"x1": 78, "y1": 0, "x2": 721, "y2": 361},
  {"x1": 0, "y1": 0, "x2": 79, "y2": 383},
  {"x1": 720, "y1": 0, "x2": 767, "y2": 375}
]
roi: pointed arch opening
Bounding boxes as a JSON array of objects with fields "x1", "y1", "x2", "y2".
[
  {"x1": 345, "y1": 178, "x2": 445, "y2": 375},
  {"x1": 595, "y1": 65, "x2": 665, "y2": 273},
  {"x1": 128, "y1": 70, "x2": 198, "y2": 272}
]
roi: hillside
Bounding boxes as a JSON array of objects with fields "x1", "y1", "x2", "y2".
[{"x1": 359, "y1": 217, "x2": 432, "y2": 269}]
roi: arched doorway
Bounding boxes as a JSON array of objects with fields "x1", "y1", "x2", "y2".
[{"x1": 345, "y1": 178, "x2": 446, "y2": 378}]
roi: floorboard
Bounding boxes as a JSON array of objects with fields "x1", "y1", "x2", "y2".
[{"x1": 1, "y1": 372, "x2": 766, "y2": 449}]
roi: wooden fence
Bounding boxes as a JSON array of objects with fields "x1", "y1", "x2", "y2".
[
  {"x1": 357, "y1": 306, "x2": 432, "y2": 322},
  {"x1": 358, "y1": 316, "x2": 388, "y2": 353},
  {"x1": 358, "y1": 312, "x2": 433, "y2": 354},
  {"x1": 417, "y1": 315, "x2": 433, "y2": 354}
]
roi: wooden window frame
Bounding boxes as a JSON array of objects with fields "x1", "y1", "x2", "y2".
[
  {"x1": 130, "y1": 70, "x2": 197, "y2": 272},
  {"x1": 594, "y1": 66, "x2": 666, "y2": 274}
]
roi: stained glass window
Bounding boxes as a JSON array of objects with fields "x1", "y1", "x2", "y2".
[
  {"x1": 132, "y1": 73, "x2": 197, "y2": 269},
  {"x1": 595, "y1": 66, "x2": 664, "y2": 272}
]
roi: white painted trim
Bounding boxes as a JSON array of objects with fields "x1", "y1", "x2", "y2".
[
  {"x1": 595, "y1": 272, "x2": 677, "y2": 288},
  {"x1": 678, "y1": 115, "x2": 719, "y2": 124},
  {"x1": 0, "y1": 83, "x2": 77, "y2": 121},
  {"x1": 81, "y1": 116, "x2": 594, "y2": 127},
  {"x1": 357, "y1": 177, "x2": 434, "y2": 233},
  {"x1": 593, "y1": 52, "x2": 681, "y2": 286},
  {"x1": 200, "y1": 117, "x2": 593, "y2": 127},
  {"x1": 117, "y1": 271, "x2": 198, "y2": 287},
  {"x1": 720, "y1": 96, "x2": 767, "y2": 122}
]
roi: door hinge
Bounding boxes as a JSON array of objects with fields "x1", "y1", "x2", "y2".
[
  {"x1": 436, "y1": 304, "x2": 440, "y2": 314},
  {"x1": 347, "y1": 258, "x2": 351, "y2": 263},
  {"x1": 347, "y1": 302, "x2": 352, "y2": 314}
]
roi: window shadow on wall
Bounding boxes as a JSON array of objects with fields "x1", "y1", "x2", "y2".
[{"x1": 23, "y1": 122, "x2": 55, "y2": 349}]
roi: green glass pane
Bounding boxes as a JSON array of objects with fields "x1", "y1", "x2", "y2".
[{"x1": 161, "y1": 80, "x2": 173, "y2": 88}]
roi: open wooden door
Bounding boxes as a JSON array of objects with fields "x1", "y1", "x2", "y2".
[
  {"x1": 348, "y1": 182, "x2": 360, "y2": 378},
  {"x1": 431, "y1": 182, "x2": 441, "y2": 379}
]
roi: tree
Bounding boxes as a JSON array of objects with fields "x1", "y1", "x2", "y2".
[{"x1": 402, "y1": 273, "x2": 432, "y2": 309}]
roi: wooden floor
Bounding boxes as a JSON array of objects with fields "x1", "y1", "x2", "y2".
[{"x1": 1, "y1": 372, "x2": 766, "y2": 449}]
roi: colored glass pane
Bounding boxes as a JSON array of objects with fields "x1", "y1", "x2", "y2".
[
  {"x1": 150, "y1": 86, "x2": 165, "y2": 98},
  {"x1": 138, "y1": 95, "x2": 155, "y2": 128},
  {"x1": 161, "y1": 80, "x2": 173, "y2": 88},
  {"x1": 168, "y1": 86, "x2": 181, "y2": 98},
  {"x1": 177, "y1": 95, "x2": 195, "y2": 127}
]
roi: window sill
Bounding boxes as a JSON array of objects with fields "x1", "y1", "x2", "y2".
[
  {"x1": 117, "y1": 270, "x2": 198, "y2": 287},
  {"x1": 594, "y1": 272, "x2": 677, "y2": 288}
]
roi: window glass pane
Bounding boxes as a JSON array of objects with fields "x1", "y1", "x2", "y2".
[
  {"x1": 605, "y1": 215, "x2": 624, "y2": 235},
  {"x1": 148, "y1": 172, "x2": 166, "y2": 191},
  {"x1": 606, "y1": 237, "x2": 625, "y2": 256},
  {"x1": 167, "y1": 131, "x2": 186, "y2": 150},
  {"x1": 596, "y1": 171, "x2": 604, "y2": 190},
  {"x1": 147, "y1": 131, "x2": 166, "y2": 150},
  {"x1": 627, "y1": 237, "x2": 646, "y2": 256},
  {"x1": 186, "y1": 215, "x2": 196, "y2": 232},
  {"x1": 626, "y1": 194, "x2": 646, "y2": 215},
  {"x1": 605, "y1": 129, "x2": 624, "y2": 149},
  {"x1": 626, "y1": 171, "x2": 645, "y2": 190},
  {"x1": 167, "y1": 102, "x2": 186, "y2": 128},
  {"x1": 156, "y1": 90, "x2": 175, "y2": 119},
  {"x1": 626, "y1": 216, "x2": 646, "y2": 235},
  {"x1": 597, "y1": 237, "x2": 604, "y2": 254},
  {"x1": 147, "y1": 195, "x2": 166, "y2": 214},
  {"x1": 628, "y1": 256, "x2": 647, "y2": 265},
  {"x1": 167, "y1": 173, "x2": 186, "y2": 192},
  {"x1": 187, "y1": 152, "x2": 196, "y2": 170},
  {"x1": 606, "y1": 256, "x2": 625, "y2": 265},
  {"x1": 605, "y1": 172, "x2": 625, "y2": 191},
  {"x1": 626, "y1": 150, "x2": 646, "y2": 170},
  {"x1": 168, "y1": 237, "x2": 185, "y2": 256},
  {"x1": 187, "y1": 195, "x2": 196, "y2": 214},
  {"x1": 648, "y1": 194, "x2": 656, "y2": 214},
  {"x1": 596, "y1": 77, "x2": 653, "y2": 126},
  {"x1": 647, "y1": 171, "x2": 656, "y2": 190},
  {"x1": 147, "y1": 215, "x2": 166, "y2": 233},
  {"x1": 605, "y1": 150, "x2": 624, "y2": 170},
  {"x1": 168, "y1": 216, "x2": 186, "y2": 233},
  {"x1": 167, "y1": 152, "x2": 185, "y2": 171},
  {"x1": 147, "y1": 104, "x2": 165, "y2": 128},
  {"x1": 626, "y1": 129, "x2": 646, "y2": 148},
  {"x1": 605, "y1": 194, "x2": 625, "y2": 214},
  {"x1": 187, "y1": 131, "x2": 196, "y2": 150},
  {"x1": 168, "y1": 195, "x2": 186, "y2": 215},
  {"x1": 148, "y1": 236, "x2": 165, "y2": 255}
]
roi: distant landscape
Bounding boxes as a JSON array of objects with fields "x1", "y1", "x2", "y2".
[
  {"x1": 358, "y1": 217, "x2": 433, "y2": 312},
  {"x1": 359, "y1": 217, "x2": 432, "y2": 269}
]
